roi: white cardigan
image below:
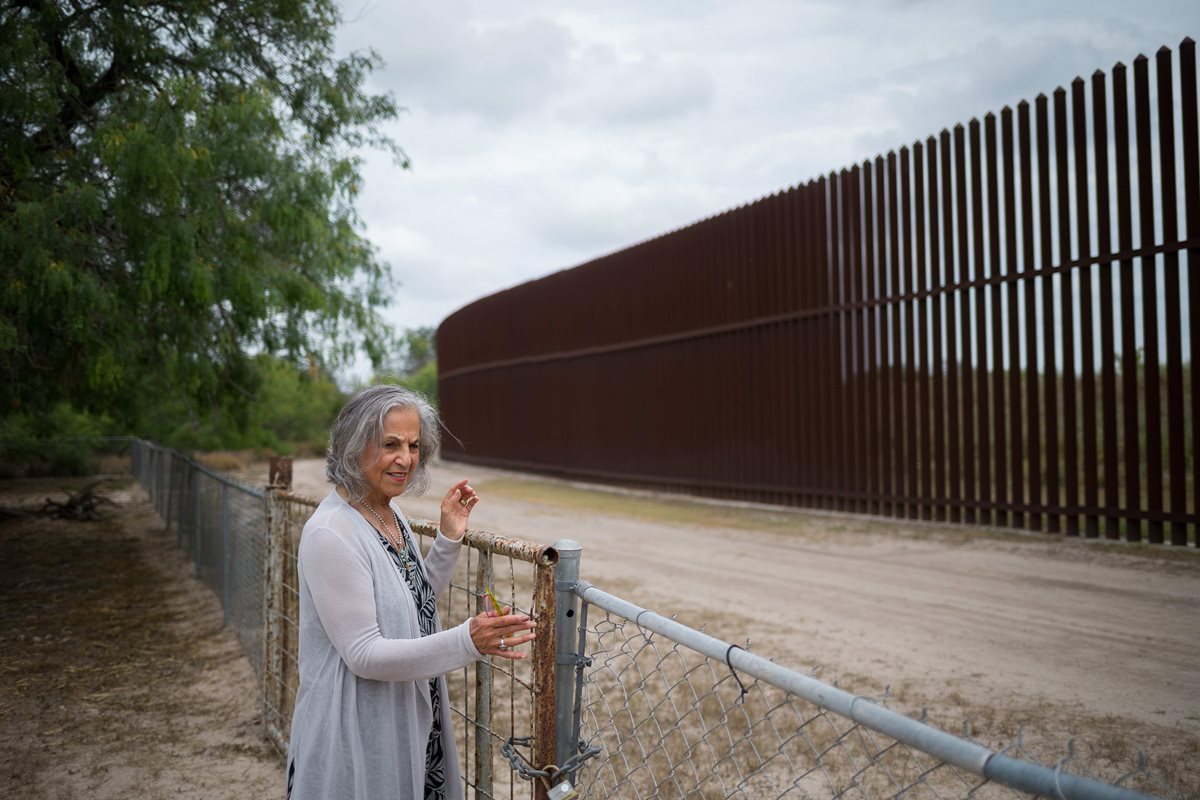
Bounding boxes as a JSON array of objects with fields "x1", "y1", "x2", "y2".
[{"x1": 286, "y1": 490, "x2": 479, "y2": 800}]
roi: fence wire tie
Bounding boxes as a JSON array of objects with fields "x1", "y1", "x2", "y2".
[
  {"x1": 1051, "y1": 738, "x2": 1077, "y2": 800},
  {"x1": 724, "y1": 644, "x2": 748, "y2": 704},
  {"x1": 634, "y1": 609, "x2": 656, "y2": 642},
  {"x1": 1113, "y1": 751, "x2": 1148, "y2": 787},
  {"x1": 987, "y1": 725, "x2": 1026, "y2": 762}
]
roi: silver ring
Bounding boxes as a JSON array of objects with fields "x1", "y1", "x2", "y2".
[{"x1": 498, "y1": 638, "x2": 507, "y2": 651}]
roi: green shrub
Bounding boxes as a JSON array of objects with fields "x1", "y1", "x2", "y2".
[
  {"x1": 398, "y1": 361, "x2": 438, "y2": 407},
  {"x1": 0, "y1": 403, "x2": 111, "y2": 477}
]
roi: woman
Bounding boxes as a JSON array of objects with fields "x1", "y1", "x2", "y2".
[{"x1": 287, "y1": 384, "x2": 536, "y2": 800}]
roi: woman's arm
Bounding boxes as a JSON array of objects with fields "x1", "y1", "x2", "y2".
[
  {"x1": 421, "y1": 530, "x2": 462, "y2": 598},
  {"x1": 420, "y1": 479, "x2": 479, "y2": 597},
  {"x1": 301, "y1": 526, "x2": 480, "y2": 682}
]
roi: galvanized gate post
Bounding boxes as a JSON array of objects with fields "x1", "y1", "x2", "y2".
[{"x1": 551, "y1": 540, "x2": 583, "y2": 789}]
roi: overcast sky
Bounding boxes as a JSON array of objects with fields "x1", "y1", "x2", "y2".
[{"x1": 332, "y1": 0, "x2": 1197, "y2": 372}]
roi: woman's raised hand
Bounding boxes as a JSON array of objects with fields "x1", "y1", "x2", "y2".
[
  {"x1": 439, "y1": 478, "x2": 479, "y2": 541},
  {"x1": 468, "y1": 607, "x2": 536, "y2": 660}
]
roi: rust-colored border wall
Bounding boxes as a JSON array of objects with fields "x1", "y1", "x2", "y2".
[{"x1": 439, "y1": 41, "x2": 1198, "y2": 545}]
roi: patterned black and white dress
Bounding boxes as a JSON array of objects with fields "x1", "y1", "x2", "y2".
[{"x1": 377, "y1": 511, "x2": 446, "y2": 800}]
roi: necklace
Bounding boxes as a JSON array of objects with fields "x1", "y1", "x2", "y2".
[{"x1": 361, "y1": 502, "x2": 414, "y2": 571}]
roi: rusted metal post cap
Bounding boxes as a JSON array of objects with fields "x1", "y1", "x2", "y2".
[{"x1": 269, "y1": 456, "x2": 293, "y2": 491}]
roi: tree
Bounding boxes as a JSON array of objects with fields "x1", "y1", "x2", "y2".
[
  {"x1": 375, "y1": 326, "x2": 437, "y2": 405},
  {"x1": 137, "y1": 353, "x2": 346, "y2": 454},
  {"x1": 398, "y1": 326, "x2": 437, "y2": 375},
  {"x1": 0, "y1": 0, "x2": 402, "y2": 431},
  {"x1": 397, "y1": 360, "x2": 437, "y2": 407}
]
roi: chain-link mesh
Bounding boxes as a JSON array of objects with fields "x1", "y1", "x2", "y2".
[
  {"x1": 571, "y1": 584, "x2": 1172, "y2": 800},
  {"x1": 132, "y1": 441, "x2": 268, "y2": 675}
]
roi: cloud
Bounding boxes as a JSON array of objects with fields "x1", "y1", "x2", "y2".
[
  {"x1": 555, "y1": 45, "x2": 714, "y2": 126},
  {"x1": 338, "y1": 1, "x2": 575, "y2": 123},
  {"x1": 367, "y1": 223, "x2": 436, "y2": 264},
  {"x1": 526, "y1": 177, "x2": 679, "y2": 254},
  {"x1": 844, "y1": 27, "x2": 1167, "y2": 163},
  {"x1": 328, "y1": 0, "x2": 1200, "y2": 347}
]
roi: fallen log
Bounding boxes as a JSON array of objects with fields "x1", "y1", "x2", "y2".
[{"x1": 40, "y1": 479, "x2": 116, "y2": 521}]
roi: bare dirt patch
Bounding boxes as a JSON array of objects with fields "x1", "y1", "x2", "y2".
[{"x1": 0, "y1": 477, "x2": 281, "y2": 800}]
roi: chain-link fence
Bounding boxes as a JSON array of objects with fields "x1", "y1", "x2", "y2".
[
  {"x1": 562, "y1": 581, "x2": 1170, "y2": 800},
  {"x1": 132, "y1": 440, "x2": 268, "y2": 674},
  {"x1": 121, "y1": 444, "x2": 1181, "y2": 800}
]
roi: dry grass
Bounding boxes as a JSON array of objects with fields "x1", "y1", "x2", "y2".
[
  {"x1": 574, "y1": 622, "x2": 1196, "y2": 800},
  {"x1": 195, "y1": 450, "x2": 255, "y2": 473},
  {"x1": 95, "y1": 454, "x2": 132, "y2": 474},
  {"x1": 477, "y1": 476, "x2": 850, "y2": 536},
  {"x1": 477, "y1": 474, "x2": 1200, "y2": 563}
]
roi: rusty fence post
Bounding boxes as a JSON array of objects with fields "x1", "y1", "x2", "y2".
[
  {"x1": 269, "y1": 456, "x2": 293, "y2": 492},
  {"x1": 473, "y1": 552, "x2": 494, "y2": 799},
  {"x1": 262, "y1": 457, "x2": 292, "y2": 753},
  {"x1": 531, "y1": 545, "x2": 563, "y2": 800}
]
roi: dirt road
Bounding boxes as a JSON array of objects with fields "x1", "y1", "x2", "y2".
[{"x1": 290, "y1": 457, "x2": 1200, "y2": 792}]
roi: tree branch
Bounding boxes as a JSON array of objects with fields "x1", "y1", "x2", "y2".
[{"x1": 21, "y1": 1, "x2": 126, "y2": 158}]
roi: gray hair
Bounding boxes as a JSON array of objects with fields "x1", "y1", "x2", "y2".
[{"x1": 325, "y1": 384, "x2": 441, "y2": 500}]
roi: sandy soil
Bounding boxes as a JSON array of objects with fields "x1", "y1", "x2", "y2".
[
  {"x1": 287, "y1": 457, "x2": 1200, "y2": 795},
  {"x1": 0, "y1": 477, "x2": 281, "y2": 800}
]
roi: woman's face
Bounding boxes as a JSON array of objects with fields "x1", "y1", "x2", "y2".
[{"x1": 359, "y1": 407, "x2": 422, "y2": 505}]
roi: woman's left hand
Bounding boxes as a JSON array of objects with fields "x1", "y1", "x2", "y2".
[
  {"x1": 469, "y1": 607, "x2": 536, "y2": 659},
  {"x1": 439, "y1": 478, "x2": 479, "y2": 541}
]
